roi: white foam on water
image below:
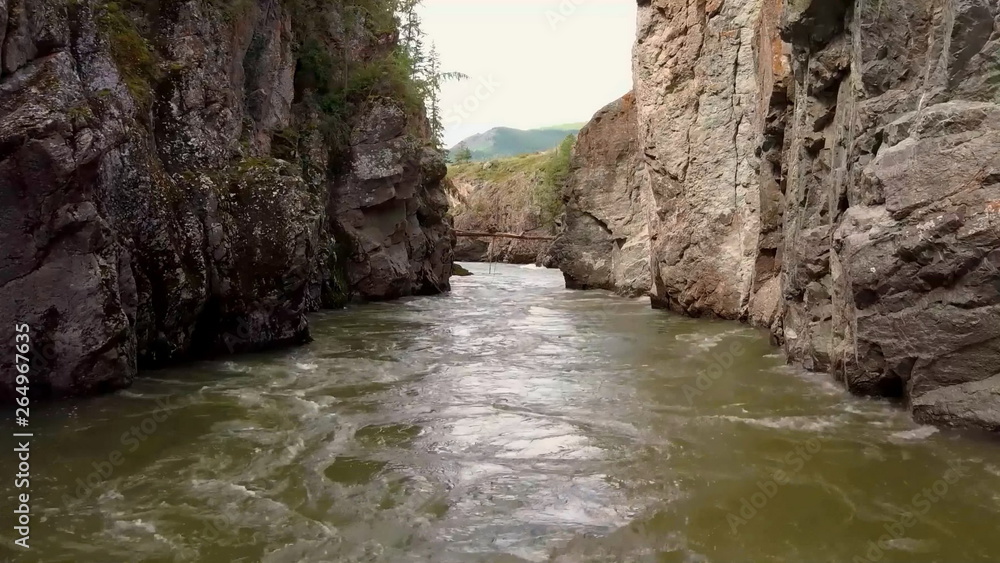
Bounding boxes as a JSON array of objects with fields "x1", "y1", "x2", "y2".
[
  {"x1": 675, "y1": 332, "x2": 725, "y2": 351},
  {"x1": 724, "y1": 327, "x2": 760, "y2": 338},
  {"x1": 784, "y1": 367, "x2": 847, "y2": 394},
  {"x1": 528, "y1": 306, "x2": 561, "y2": 316},
  {"x1": 842, "y1": 404, "x2": 872, "y2": 415},
  {"x1": 223, "y1": 387, "x2": 268, "y2": 408},
  {"x1": 884, "y1": 538, "x2": 937, "y2": 553},
  {"x1": 713, "y1": 414, "x2": 843, "y2": 432},
  {"x1": 112, "y1": 518, "x2": 157, "y2": 535},
  {"x1": 220, "y1": 361, "x2": 254, "y2": 374},
  {"x1": 283, "y1": 437, "x2": 306, "y2": 460},
  {"x1": 190, "y1": 479, "x2": 258, "y2": 498},
  {"x1": 889, "y1": 426, "x2": 939, "y2": 442},
  {"x1": 98, "y1": 489, "x2": 124, "y2": 502},
  {"x1": 289, "y1": 396, "x2": 321, "y2": 415},
  {"x1": 227, "y1": 483, "x2": 259, "y2": 497}
]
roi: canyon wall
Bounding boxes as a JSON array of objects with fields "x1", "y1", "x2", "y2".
[
  {"x1": 560, "y1": 0, "x2": 1000, "y2": 431},
  {"x1": 447, "y1": 172, "x2": 552, "y2": 264},
  {"x1": 634, "y1": 0, "x2": 781, "y2": 327},
  {"x1": 550, "y1": 92, "x2": 650, "y2": 297},
  {"x1": 777, "y1": 0, "x2": 1000, "y2": 429},
  {"x1": 447, "y1": 150, "x2": 565, "y2": 265},
  {"x1": 0, "y1": 0, "x2": 453, "y2": 400}
]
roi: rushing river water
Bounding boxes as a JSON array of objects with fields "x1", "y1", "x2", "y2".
[{"x1": 4, "y1": 263, "x2": 1000, "y2": 562}]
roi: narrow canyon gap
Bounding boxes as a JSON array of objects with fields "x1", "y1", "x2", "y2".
[{"x1": 1, "y1": 0, "x2": 1000, "y2": 560}]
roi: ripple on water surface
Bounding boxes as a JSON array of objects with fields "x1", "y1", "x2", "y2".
[{"x1": 7, "y1": 262, "x2": 1000, "y2": 562}]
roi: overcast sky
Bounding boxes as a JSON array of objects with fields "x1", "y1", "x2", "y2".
[{"x1": 417, "y1": 0, "x2": 637, "y2": 147}]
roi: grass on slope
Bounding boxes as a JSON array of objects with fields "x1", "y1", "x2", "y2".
[{"x1": 448, "y1": 135, "x2": 573, "y2": 232}]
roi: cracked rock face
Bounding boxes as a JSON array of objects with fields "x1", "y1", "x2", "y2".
[
  {"x1": 620, "y1": 0, "x2": 1000, "y2": 430},
  {"x1": 778, "y1": 0, "x2": 1000, "y2": 431},
  {"x1": 551, "y1": 92, "x2": 651, "y2": 297},
  {"x1": 331, "y1": 100, "x2": 454, "y2": 300},
  {"x1": 634, "y1": 0, "x2": 777, "y2": 321},
  {"x1": 0, "y1": 0, "x2": 452, "y2": 401}
]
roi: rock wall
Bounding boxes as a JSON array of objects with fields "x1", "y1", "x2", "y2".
[
  {"x1": 447, "y1": 153, "x2": 563, "y2": 265},
  {"x1": 618, "y1": 0, "x2": 1000, "y2": 430},
  {"x1": 779, "y1": 0, "x2": 1000, "y2": 430},
  {"x1": 550, "y1": 92, "x2": 650, "y2": 297},
  {"x1": 452, "y1": 235, "x2": 549, "y2": 265},
  {"x1": 0, "y1": 0, "x2": 453, "y2": 401},
  {"x1": 634, "y1": 0, "x2": 780, "y2": 323}
]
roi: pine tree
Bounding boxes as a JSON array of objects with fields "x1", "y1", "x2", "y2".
[
  {"x1": 454, "y1": 145, "x2": 473, "y2": 163},
  {"x1": 394, "y1": 0, "x2": 467, "y2": 147},
  {"x1": 399, "y1": 2, "x2": 423, "y2": 65}
]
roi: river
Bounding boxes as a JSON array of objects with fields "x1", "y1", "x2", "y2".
[{"x1": 3, "y1": 263, "x2": 1000, "y2": 562}]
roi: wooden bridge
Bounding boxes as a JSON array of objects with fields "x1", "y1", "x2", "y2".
[{"x1": 455, "y1": 230, "x2": 556, "y2": 241}]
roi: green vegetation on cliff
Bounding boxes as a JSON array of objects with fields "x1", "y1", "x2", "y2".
[
  {"x1": 447, "y1": 134, "x2": 574, "y2": 233},
  {"x1": 537, "y1": 134, "x2": 574, "y2": 225},
  {"x1": 90, "y1": 0, "x2": 449, "y2": 312},
  {"x1": 94, "y1": 0, "x2": 460, "y2": 156},
  {"x1": 289, "y1": 0, "x2": 462, "y2": 154},
  {"x1": 97, "y1": 1, "x2": 159, "y2": 109}
]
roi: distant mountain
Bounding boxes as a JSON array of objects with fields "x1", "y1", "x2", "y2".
[{"x1": 450, "y1": 123, "x2": 585, "y2": 162}]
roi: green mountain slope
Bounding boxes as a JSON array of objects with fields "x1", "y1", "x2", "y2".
[
  {"x1": 538, "y1": 122, "x2": 586, "y2": 131},
  {"x1": 450, "y1": 124, "x2": 584, "y2": 162}
]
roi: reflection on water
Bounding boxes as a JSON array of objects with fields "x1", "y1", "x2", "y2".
[{"x1": 4, "y1": 263, "x2": 1000, "y2": 562}]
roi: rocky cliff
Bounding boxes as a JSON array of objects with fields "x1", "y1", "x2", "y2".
[
  {"x1": 0, "y1": 0, "x2": 453, "y2": 401},
  {"x1": 447, "y1": 148, "x2": 567, "y2": 264},
  {"x1": 777, "y1": 0, "x2": 1000, "y2": 430},
  {"x1": 550, "y1": 92, "x2": 650, "y2": 297},
  {"x1": 558, "y1": 0, "x2": 1000, "y2": 431}
]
